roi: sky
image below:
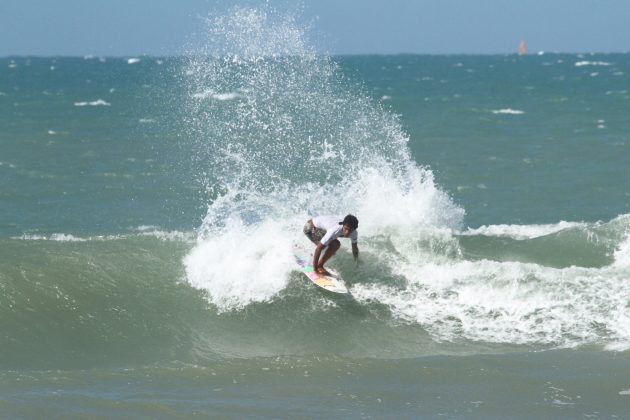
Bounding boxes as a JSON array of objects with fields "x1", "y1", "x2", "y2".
[{"x1": 1, "y1": 0, "x2": 629, "y2": 56}]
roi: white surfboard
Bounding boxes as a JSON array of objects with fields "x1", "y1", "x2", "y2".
[{"x1": 295, "y1": 256, "x2": 349, "y2": 294}]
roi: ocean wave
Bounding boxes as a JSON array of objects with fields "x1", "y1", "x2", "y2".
[
  {"x1": 0, "y1": 235, "x2": 200, "y2": 369},
  {"x1": 180, "y1": 204, "x2": 630, "y2": 349},
  {"x1": 343, "y1": 214, "x2": 630, "y2": 349},
  {"x1": 2, "y1": 214, "x2": 630, "y2": 369},
  {"x1": 574, "y1": 61, "x2": 612, "y2": 67},
  {"x1": 11, "y1": 229, "x2": 195, "y2": 243},
  {"x1": 74, "y1": 99, "x2": 111, "y2": 107},
  {"x1": 0, "y1": 161, "x2": 17, "y2": 168},
  {"x1": 351, "y1": 257, "x2": 630, "y2": 350},
  {"x1": 461, "y1": 221, "x2": 585, "y2": 239},
  {"x1": 491, "y1": 108, "x2": 525, "y2": 115}
]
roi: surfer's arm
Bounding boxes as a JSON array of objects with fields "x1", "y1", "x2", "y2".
[{"x1": 352, "y1": 242, "x2": 359, "y2": 263}]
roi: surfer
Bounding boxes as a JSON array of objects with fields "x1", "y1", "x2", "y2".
[{"x1": 303, "y1": 214, "x2": 359, "y2": 275}]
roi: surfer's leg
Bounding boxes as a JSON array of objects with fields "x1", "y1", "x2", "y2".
[{"x1": 319, "y1": 239, "x2": 340, "y2": 267}]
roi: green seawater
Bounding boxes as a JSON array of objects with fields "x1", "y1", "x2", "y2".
[{"x1": 1, "y1": 12, "x2": 630, "y2": 418}]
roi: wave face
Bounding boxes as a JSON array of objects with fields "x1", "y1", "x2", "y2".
[
  {"x1": 3, "y1": 215, "x2": 630, "y2": 370},
  {"x1": 0, "y1": 234, "x2": 198, "y2": 369}
]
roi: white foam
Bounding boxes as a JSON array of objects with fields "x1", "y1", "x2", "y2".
[
  {"x1": 137, "y1": 229, "x2": 195, "y2": 242},
  {"x1": 184, "y1": 218, "x2": 295, "y2": 311},
  {"x1": 74, "y1": 99, "x2": 111, "y2": 107},
  {"x1": 139, "y1": 229, "x2": 196, "y2": 242},
  {"x1": 12, "y1": 230, "x2": 194, "y2": 243},
  {"x1": 612, "y1": 234, "x2": 630, "y2": 269},
  {"x1": 50, "y1": 233, "x2": 87, "y2": 242},
  {"x1": 462, "y1": 221, "x2": 583, "y2": 240},
  {"x1": 13, "y1": 233, "x2": 87, "y2": 242},
  {"x1": 352, "y1": 259, "x2": 630, "y2": 348},
  {"x1": 492, "y1": 108, "x2": 525, "y2": 115},
  {"x1": 183, "y1": 163, "x2": 465, "y2": 311},
  {"x1": 127, "y1": 58, "x2": 141, "y2": 64},
  {"x1": 138, "y1": 118, "x2": 156, "y2": 123},
  {"x1": 13, "y1": 234, "x2": 47, "y2": 241},
  {"x1": 135, "y1": 225, "x2": 158, "y2": 232},
  {"x1": 574, "y1": 61, "x2": 612, "y2": 67},
  {"x1": 347, "y1": 213, "x2": 630, "y2": 348}
]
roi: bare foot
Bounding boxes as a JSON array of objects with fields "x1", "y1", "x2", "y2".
[{"x1": 316, "y1": 267, "x2": 331, "y2": 276}]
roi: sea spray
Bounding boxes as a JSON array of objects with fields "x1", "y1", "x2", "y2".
[
  {"x1": 182, "y1": 6, "x2": 446, "y2": 197},
  {"x1": 181, "y1": 6, "x2": 463, "y2": 309}
]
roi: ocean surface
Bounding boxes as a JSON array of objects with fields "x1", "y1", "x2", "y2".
[{"x1": 2, "y1": 7, "x2": 630, "y2": 418}]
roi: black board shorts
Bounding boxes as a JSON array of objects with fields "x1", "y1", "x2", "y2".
[{"x1": 303, "y1": 221, "x2": 326, "y2": 245}]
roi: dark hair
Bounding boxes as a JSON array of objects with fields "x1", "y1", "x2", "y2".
[{"x1": 340, "y1": 214, "x2": 358, "y2": 230}]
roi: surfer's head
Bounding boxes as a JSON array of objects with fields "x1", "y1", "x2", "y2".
[{"x1": 339, "y1": 214, "x2": 358, "y2": 235}]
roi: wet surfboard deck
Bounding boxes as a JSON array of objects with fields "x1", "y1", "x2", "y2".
[{"x1": 295, "y1": 256, "x2": 349, "y2": 294}]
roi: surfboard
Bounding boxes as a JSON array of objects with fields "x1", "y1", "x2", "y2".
[{"x1": 295, "y1": 256, "x2": 349, "y2": 294}]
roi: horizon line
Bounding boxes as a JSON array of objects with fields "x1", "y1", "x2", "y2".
[{"x1": 2, "y1": 51, "x2": 629, "y2": 59}]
